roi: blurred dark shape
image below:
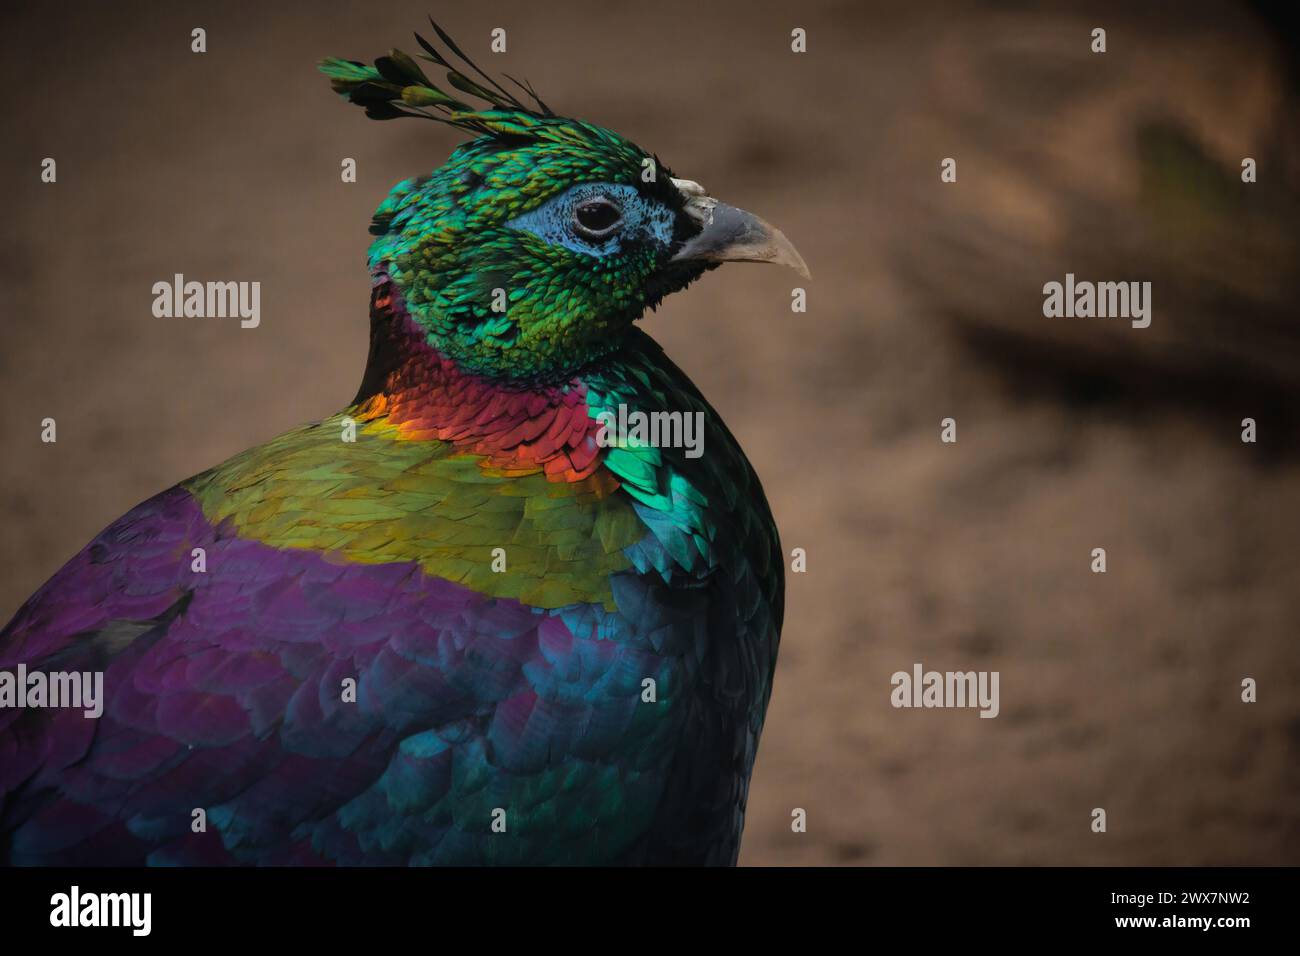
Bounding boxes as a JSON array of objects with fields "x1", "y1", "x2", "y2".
[
  {"x1": 887, "y1": 3, "x2": 1300, "y2": 420},
  {"x1": 1247, "y1": 0, "x2": 1300, "y2": 89}
]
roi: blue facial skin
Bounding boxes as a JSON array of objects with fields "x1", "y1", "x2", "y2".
[{"x1": 507, "y1": 183, "x2": 677, "y2": 257}]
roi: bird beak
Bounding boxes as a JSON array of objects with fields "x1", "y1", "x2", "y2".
[{"x1": 668, "y1": 179, "x2": 811, "y2": 279}]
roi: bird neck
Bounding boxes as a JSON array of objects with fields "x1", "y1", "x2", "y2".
[{"x1": 349, "y1": 273, "x2": 605, "y2": 482}]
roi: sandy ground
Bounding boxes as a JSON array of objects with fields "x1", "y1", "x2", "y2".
[{"x1": 1, "y1": 0, "x2": 1296, "y2": 864}]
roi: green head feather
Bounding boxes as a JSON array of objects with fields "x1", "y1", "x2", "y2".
[{"x1": 320, "y1": 21, "x2": 711, "y2": 384}]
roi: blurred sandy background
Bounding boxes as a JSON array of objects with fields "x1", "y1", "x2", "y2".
[{"x1": 1, "y1": 0, "x2": 1297, "y2": 865}]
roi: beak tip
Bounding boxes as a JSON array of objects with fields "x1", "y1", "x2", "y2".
[
  {"x1": 773, "y1": 233, "x2": 811, "y2": 280},
  {"x1": 670, "y1": 198, "x2": 810, "y2": 280}
]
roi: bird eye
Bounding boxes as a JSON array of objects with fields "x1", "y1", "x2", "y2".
[{"x1": 573, "y1": 199, "x2": 622, "y2": 239}]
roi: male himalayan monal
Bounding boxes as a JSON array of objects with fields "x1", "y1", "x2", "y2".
[{"x1": 0, "y1": 22, "x2": 808, "y2": 866}]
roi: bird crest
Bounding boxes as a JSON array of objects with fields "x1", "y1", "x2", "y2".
[{"x1": 319, "y1": 18, "x2": 560, "y2": 141}]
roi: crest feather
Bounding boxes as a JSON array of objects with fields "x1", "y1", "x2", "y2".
[{"x1": 318, "y1": 18, "x2": 556, "y2": 136}]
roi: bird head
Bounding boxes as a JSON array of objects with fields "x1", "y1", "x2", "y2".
[{"x1": 321, "y1": 23, "x2": 808, "y2": 384}]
